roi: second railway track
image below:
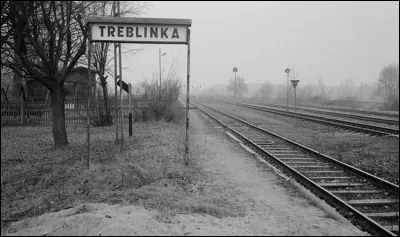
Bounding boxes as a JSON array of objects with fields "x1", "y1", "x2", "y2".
[
  {"x1": 214, "y1": 99, "x2": 399, "y2": 136},
  {"x1": 243, "y1": 100, "x2": 400, "y2": 125},
  {"x1": 193, "y1": 101, "x2": 399, "y2": 236}
]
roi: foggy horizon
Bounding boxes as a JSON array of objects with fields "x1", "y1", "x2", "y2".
[{"x1": 115, "y1": 1, "x2": 398, "y2": 90}]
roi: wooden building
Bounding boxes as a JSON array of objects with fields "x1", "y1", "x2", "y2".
[
  {"x1": 2, "y1": 66, "x2": 97, "y2": 103},
  {"x1": 25, "y1": 67, "x2": 97, "y2": 102}
]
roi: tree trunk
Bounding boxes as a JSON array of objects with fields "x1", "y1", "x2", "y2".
[
  {"x1": 51, "y1": 86, "x2": 68, "y2": 145},
  {"x1": 101, "y1": 81, "x2": 112, "y2": 125}
]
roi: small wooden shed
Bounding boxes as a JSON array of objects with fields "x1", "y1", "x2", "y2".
[{"x1": 25, "y1": 67, "x2": 97, "y2": 102}]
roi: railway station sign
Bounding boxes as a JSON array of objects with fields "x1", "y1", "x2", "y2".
[
  {"x1": 87, "y1": 17, "x2": 191, "y2": 44},
  {"x1": 86, "y1": 15, "x2": 192, "y2": 168}
]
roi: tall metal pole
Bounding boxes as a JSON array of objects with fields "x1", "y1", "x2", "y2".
[
  {"x1": 290, "y1": 79, "x2": 299, "y2": 129},
  {"x1": 185, "y1": 29, "x2": 191, "y2": 166},
  {"x1": 113, "y1": 1, "x2": 119, "y2": 144},
  {"x1": 294, "y1": 86, "x2": 297, "y2": 128},
  {"x1": 234, "y1": 71, "x2": 236, "y2": 106},
  {"x1": 118, "y1": 1, "x2": 123, "y2": 145},
  {"x1": 286, "y1": 72, "x2": 289, "y2": 112},
  {"x1": 86, "y1": 35, "x2": 92, "y2": 169}
]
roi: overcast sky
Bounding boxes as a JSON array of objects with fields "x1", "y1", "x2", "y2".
[{"x1": 119, "y1": 1, "x2": 399, "y2": 89}]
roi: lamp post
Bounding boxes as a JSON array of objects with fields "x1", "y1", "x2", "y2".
[
  {"x1": 233, "y1": 67, "x2": 238, "y2": 106},
  {"x1": 285, "y1": 68, "x2": 290, "y2": 112},
  {"x1": 159, "y1": 48, "x2": 167, "y2": 97},
  {"x1": 290, "y1": 79, "x2": 300, "y2": 128}
]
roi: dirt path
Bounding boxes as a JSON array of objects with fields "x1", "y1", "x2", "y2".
[
  {"x1": 3, "y1": 110, "x2": 367, "y2": 236},
  {"x1": 179, "y1": 110, "x2": 367, "y2": 236}
]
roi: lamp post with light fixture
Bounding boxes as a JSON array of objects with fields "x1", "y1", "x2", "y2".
[
  {"x1": 285, "y1": 68, "x2": 290, "y2": 112},
  {"x1": 233, "y1": 67, "x2": 238, "y2": 106}
]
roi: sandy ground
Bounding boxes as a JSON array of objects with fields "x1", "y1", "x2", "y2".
[{"x1": 2, "y1": 110, "x2": 368, "y2": 236}]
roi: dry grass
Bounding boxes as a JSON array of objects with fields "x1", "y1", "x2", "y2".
[{"x1": 1, "y1": 120, "x2": 245, "y2": 229}]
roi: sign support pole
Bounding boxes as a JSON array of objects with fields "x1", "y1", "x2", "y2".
[
  {"x1": 234, "y1": 71, "x2": 236, "y2": 106},
  {"x1": 290, "y1": 79, "x2": 300, "y2": 130},
  {"x1": 86, "y1": 36, "x2": 92, "y2": 170},
  {"x1": 294, "y1": 86, "x2": 297, "y2": 128},
  {"x1": 185, "y1": 29, "x2": 191, "y2": 166},
  {"x1": 87, "y1": 15, "x2": 192, "y2": 165}
]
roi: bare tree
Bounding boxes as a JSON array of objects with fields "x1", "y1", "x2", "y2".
[
  {"x1": 298, "y1": 83, "x2": 315, "y2": 101},
  {"x1": 227, "y1": 76, "x2": 248, "y2": 99},
  {"x1": 86, "y1": 1, "x2": 148, "y2": 125},
  {"x1": 377, "y1": 63, "x2": 399, "y2": 109},
  {"x1": 1, "y1": 1, "x2": 12, "y2": 50},
  {"x1": 2, "y1": 1, "x2": 94, "y2": 145},
  {"x1": 255, "y1": 81, "x2": 273, "y2": 100},
  {"x1": 339, "y1": 79, "x2": 357, "y2": 100},
  {"x1": 317, "y1": 75, "x2": 326, "y2": 100}
]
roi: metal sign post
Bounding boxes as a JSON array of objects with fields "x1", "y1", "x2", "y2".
[
  {"x1": 86, "y1": 28, "x2": 92, "y2": 170},
  {"x1": 233, "y1": 67, "x2": 238, "y2": 106},
  {"x1": 290, "y1": 79, "x2": 299, "y2": 128},
  {"x1": 86, "y1": 15, "x2": 192, "y2": 167},
  {"x1": 185, "y1": 29, "x2": 191, "y2": 166},
  {"x1": 285, "y1": 68, "x2": 290, "y2": 112}
]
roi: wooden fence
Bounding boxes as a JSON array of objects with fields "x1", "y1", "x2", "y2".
[{"x1": 1, "y1": 99, "x2": 154, "y2": 126}]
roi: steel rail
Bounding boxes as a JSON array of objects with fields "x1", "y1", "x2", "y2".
[
  {"x1": 193, "y1": 102, "x2": 399, "y2": 236},
  {"x1": 236, "y1": 98, "x2": 400, "y2": 119},
  {"x1": 285, "y1": 102, "x2": 399, "y2": 118},
  {"x1": 218, "y1": 99, "x2": 399, "y2": 136},
  {"x1": 244, "y1": 100, "x2": 399, "y2": 125}
]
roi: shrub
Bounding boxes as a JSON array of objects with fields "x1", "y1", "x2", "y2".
[{"x1": 141, "y1": 78, "x2": 184, "y2": 123}]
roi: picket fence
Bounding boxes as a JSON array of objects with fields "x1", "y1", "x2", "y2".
[{"x1": 1, "y1": 99, "x2": 153, "y2": 126}]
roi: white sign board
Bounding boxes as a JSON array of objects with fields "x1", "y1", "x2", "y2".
[{"x1": 91, "y1": 23, "x2": 187, "y2": 44}]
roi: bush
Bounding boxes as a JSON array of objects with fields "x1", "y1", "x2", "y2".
[
  {"x1": 141, "y1": 78, "x2": 184, "y2": 123},
  {"x1": 164, "y1": 101, "x2": 185, "y2": 123}
]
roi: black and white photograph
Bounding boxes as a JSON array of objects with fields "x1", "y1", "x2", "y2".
[{"x1": 1, "y1": 1, "x2": 399, "y2": 236}]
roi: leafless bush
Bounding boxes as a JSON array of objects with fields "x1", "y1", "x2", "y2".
[{"x1": 141, "y1": 78, "x2": 184, "y2": 123}]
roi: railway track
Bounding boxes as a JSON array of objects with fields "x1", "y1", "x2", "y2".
[
  {"x1": 242, "y1": 100, "x2": 399, "y2": 125},
  {"x1": 214, "y1": 99, "x2": 399, "y2": 136},
  {"x1": 193, "y1": 101, "x2": 399, "y2": 236},
  {"x1": 268, "y1": 102, "x2": 400, "y2": 119}
]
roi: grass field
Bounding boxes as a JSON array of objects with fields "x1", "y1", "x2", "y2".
[{"x1": 1, "y1": 121, "x2": 244, "y2": 229}]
